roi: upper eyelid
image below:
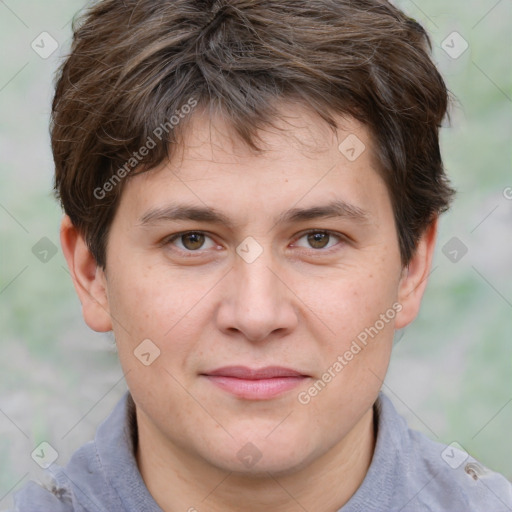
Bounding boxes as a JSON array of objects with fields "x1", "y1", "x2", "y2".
[
  {"x1": 166, "y1": 230, "x2": 216, "y2": 242},
  {"x1": 164, "y1": 231, "x2": 217, "y2": 247},
  {"x1": 292, "y1": 229, "x2": 343, "y2": 241}
]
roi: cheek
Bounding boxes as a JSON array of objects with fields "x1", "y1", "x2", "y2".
[
  {"x1": 297, "y1": 273, "x2": 397, "y2": 423},
  {"x1": 106, "y1": 261, "x2": 221, "y2": 384},
  {"x1": 297, "y1": 265, "x2": 400, "y2": 346},
  {"x1": 108, "y1": 261, "x2": 210, "y2": 338}
]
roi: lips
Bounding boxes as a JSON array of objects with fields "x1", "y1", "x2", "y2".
[
  {"x1": 204, "y1": 366, "x2": 306, "y2": 379},
  {"x1": 201, "y1": 366, "x2": 309, "y2": 400}
]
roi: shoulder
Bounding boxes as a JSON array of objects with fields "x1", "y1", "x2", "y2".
[
  {"x1": 11, "y1": 441, "x2": 100, "y2": 512},
  {"x1": 407, "y1": 429, "x2": 512, "y2": 511},
  {"x1": 11, "y1": 393, "x2": 134, "y2": 512},
  {"x1": 11, "y1": 479, "x2": 73, "y2": 512},
  {"x1": 379, "y1": 394, "x2": 512, "y2": 511},
  {"x1": 10, "y1": 393, "x2": 155, "y2": 512}
]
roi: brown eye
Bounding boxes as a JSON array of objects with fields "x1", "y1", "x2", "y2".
[
  {"x1": 293, "y1": 230, "x2": 343, "y2": 251},
  {"x1": 180, "y1": 232, "x2": 206, "y2": 250},
  {"x1": 164, "y1": 231, "x2": 218, "y2": 257},
  {"x1": 307, "y1": 232, "x2": 331, "y2": 249}
]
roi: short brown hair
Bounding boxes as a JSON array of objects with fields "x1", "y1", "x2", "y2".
[{"x1": 52, "y1": 0, "x2": 455, "y2": 268}]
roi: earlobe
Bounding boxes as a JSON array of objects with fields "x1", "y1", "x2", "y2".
[
  {"x1": 395, "y1": 218, "x2": 438, "y2": 330},
  {"x1": 60, "y1": 215, "x2": 113, "y2": 332}
]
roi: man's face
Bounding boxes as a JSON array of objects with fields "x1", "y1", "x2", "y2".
[{"x1": 90, "y1": 107, "x2": 417, "y2": 475}]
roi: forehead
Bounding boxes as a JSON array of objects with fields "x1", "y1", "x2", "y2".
[
  {"x1": 167, "y1": 104, "x2": 378, "y2": 169},
  {"x1": 118, "y1": 105, "x2": 389, "y2": 229}
]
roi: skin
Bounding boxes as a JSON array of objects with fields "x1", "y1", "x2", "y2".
[{"x1": 61, "y1": 106, "x2": 437, "y2": 512}]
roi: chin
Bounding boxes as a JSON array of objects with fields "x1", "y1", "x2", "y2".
[
  {"x1": 201, "y1": 433, "x2": 318, "y2": 477},
  {"x1": 222, "y1": 455, "x2": 312, "y2": 479}
]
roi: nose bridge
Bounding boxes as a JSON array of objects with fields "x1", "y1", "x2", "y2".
[
  {"x1": 238, "y1": 253, "x2": 278, "y2": 307},
  {"x1": 219, "y1": 246, "x2": 298, "y2": 342}
]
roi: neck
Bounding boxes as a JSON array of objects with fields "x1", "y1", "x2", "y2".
[{"x1": 136, "y1": 405, "x2": 376, "y2": 512}]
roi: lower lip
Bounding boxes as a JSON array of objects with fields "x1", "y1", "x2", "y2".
[{"x1": 204, "y1": 375, "x2": 307, "y2": 400}]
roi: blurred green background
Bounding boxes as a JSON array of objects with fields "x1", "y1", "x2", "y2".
[{"x1": 0, "y1": 0, "x2": 511, "y2": 508}]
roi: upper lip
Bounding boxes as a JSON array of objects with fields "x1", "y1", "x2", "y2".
[{"x1": 202, "y1": 366, "x2": 307, "y2": 379}]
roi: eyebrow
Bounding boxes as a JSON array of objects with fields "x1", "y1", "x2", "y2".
[{"x1": 137, "y1": 199, "x2": 370, "y2": 229}]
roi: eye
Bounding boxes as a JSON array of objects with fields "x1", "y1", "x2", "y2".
[
  {"x1": 293, "y1": 230, "x2": 344, "y2": 251},
  {"x1": 166, "y1": 231, "x2": 217, "y2": 252}
]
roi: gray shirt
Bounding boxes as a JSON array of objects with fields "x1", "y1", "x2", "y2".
[{"x1": 12, "y1": 392, "x2": 512, "y2": 511}]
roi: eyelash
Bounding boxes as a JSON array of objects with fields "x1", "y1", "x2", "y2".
[{"x1": 162, "y1": 229, "x2": 346, "y2": 256}]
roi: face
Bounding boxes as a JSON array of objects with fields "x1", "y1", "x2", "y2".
[{"x1": 64, "y1": 105, "x2": 434, "y2": 477}]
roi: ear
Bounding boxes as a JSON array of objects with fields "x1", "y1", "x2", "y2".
[
  {"x1": 60, "y1": 215, "x2": 112, "y2": 332},
  {"x1": 395, "y1": 217, "x2": 438, "y2": 330}
]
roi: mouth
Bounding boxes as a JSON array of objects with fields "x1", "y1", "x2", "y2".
[{"x1": 200, "y1": 366, "x2": 310, "y2": 400}]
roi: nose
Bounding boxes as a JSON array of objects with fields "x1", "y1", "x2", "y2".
[{"x1": 215, "y1": 253, "x2": 299, "y2": 343}]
